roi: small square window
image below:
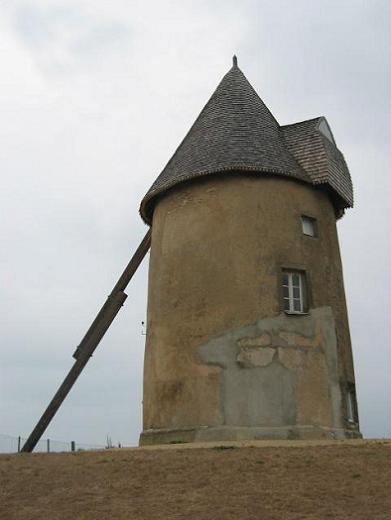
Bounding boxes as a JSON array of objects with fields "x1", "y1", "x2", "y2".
[
  {"x1": 301, "y1": 216, "x2": 316, "y2": 237},
  {"x1": 281, "y1": 270, "x2": 307, "y2": 314}
]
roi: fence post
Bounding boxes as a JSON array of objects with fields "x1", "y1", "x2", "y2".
[
  {"x1": 71, "y1": 441, "x2": 75, "y2": 452},
  {"x1": 17, "y1": 436, "x2": 21, "y2": 453},
  {"x1": 47, "y1": 438, "x2": 50, "y2": 453}
]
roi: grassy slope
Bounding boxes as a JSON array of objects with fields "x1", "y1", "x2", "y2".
[{"x1": 1, "y1": 440, "x2": 391, "y2": 520}]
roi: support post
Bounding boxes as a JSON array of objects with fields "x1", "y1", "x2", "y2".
[{"x1": 21, "y1": 229, "x2": 151, "y2": 453}]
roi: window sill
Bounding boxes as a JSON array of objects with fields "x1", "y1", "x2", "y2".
[{"x1": 284, "y1": 311, "x2": 309, "y2": 316}]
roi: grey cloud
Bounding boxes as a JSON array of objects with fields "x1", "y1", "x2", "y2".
[
  {"x1": 13, "y1": 3, "x2": 84, "y2": 47},
  {"x1": 70, "y1": 22, "x2": 131, "y2": 56},
  {"x1": 12, "y1": 3, "x2": 132, "y2": 76}
]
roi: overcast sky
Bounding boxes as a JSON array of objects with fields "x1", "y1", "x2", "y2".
[{"x1": 1, "y1": 0, "x2": 390, "y2": 449}]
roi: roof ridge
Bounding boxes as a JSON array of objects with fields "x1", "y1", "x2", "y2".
[{"x1": 281, "y1": 116, "x2": 323, "y2": 129}]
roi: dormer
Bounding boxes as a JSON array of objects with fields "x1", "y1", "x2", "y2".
[{"x1": 317, "y1": 117, "x2": 336, "y2": 145}]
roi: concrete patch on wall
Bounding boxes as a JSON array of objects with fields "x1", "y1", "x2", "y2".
[
  {"x1": 197, "y1": 307, "x2": 342, "y2": 431},
  {"x1": 237, "y1": 346, "x2": 275, "y2": 368}
]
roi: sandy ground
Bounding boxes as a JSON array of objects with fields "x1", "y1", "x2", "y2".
[{"x1": 1, "y1": 439, "x2": 391, "y2": 520}]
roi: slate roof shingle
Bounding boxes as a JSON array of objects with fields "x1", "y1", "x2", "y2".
[
  {"x1": 281, "y1": 118, "x2": 353, "y2": 207},
  {"x1": 140, "y1": 61, "x2": 353, "y2": 224}
]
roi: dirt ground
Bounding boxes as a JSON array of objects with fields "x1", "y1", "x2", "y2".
[{"x1": 1, "y1": 439, "x2": 390, "y2": 520}]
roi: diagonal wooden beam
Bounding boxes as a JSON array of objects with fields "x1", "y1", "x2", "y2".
[{"x1": 21, "y1": 229, "x2": 151, "y2": 453}]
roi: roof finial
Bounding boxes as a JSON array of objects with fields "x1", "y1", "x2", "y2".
[{"x1": 232, "y1": 55, "x2": 238, "y2": 68}]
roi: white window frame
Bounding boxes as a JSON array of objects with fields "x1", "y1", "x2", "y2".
[{"x1": 282, "y1": 271, "x2": 305, "y2": 314}]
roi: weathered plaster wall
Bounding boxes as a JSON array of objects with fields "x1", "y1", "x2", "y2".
[
  {"x1": 140, "y1": 174, "x2": 360, "y2": 444},
  {"x1": 198, "y1": 307, "x2": 340, "y2": 431}
]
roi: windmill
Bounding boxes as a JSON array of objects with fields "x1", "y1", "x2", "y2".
[{"x1": 22, "y1": 56, "x2": 361, "y2": 451}]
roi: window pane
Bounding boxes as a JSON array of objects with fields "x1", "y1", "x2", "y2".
[
  {"x1": 292, "y1": 273, "x2": 300, "y2": 286},
  {"x1": 282, "y1": 270, "x2": 306, "y2": 313},
  {"x1": 293, "y1": 299, "x2": 301, "y2": 312},
  {"x1": 302, "y1": 216, "x2": 315, "y2": 236},
  {"x1": 293, "y1": 286, "x2": 300, "y2": 298}
]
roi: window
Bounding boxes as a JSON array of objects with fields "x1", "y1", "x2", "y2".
[
  {"x1": 301, "y1": 216, "x2": 316, "y2": 237},
  {"x1": 346, "y1": 387, "x2": 356, "y2": 423},
  {"x1": 282, "y1": 271, "x2": 306, "y2": 313}
]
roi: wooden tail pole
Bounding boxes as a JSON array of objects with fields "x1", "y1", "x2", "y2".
[{"x1": 21, "y1": 229, "x2": 151, "y2": 453}]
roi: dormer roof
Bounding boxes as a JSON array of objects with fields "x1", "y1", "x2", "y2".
[
  {"x1": 140, "y1": 59, "x2": 353, "y2": 224},
  {"x1": 281, "y1": 117, "x2": 353, "y2": 208}
]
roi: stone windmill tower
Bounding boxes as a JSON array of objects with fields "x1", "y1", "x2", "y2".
[
  {"x1": 139, "y1": 57, "x2": 361, "y2": 444},
  {"x1": 21, "y1": 57, "x2": 361, "y2": 453}
]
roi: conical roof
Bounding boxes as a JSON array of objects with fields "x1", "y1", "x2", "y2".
[{"x1": 140, "y1": 58, "x2": 352, "y2": 224}]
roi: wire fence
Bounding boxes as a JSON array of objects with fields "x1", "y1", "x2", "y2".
[{"x1": 0, "y1": 433, "x2": 108, "y2": 454}]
